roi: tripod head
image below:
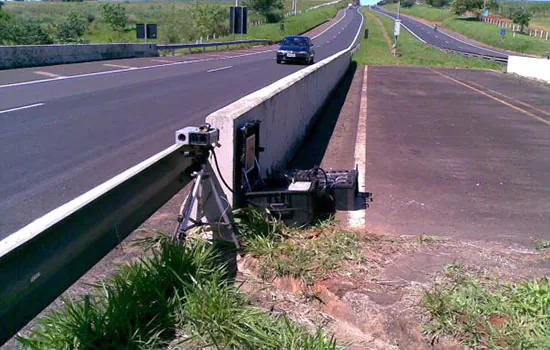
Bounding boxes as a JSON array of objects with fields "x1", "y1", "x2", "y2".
[{"x1": 175, "y1": 124, "x2": 220, "y2": 160}]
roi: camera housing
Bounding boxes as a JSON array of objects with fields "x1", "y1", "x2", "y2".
[{"x1": 175, "y1": 125, "x2": 219, "y2": 147}]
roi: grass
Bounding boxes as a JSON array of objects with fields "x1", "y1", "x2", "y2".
[
  {"x1": 381, "y1": 4, "x2": 550, "y2": 57},
  {"x1": 236, "y1": 209, "x2": 363, "y2": 284},
  {"x1": 443, "y1": 18, "x2": 550, "y2": 57},
  {"x1": 354, "y1": 8, "x2": 503, "y2": 70},
  {"x1": 3, "y1": 0, "x2": 342, "y2": 44},
  {"x1": 18, "y1": 236, "x2": 341, "y2": 349},
  {"x1": 423, "y1": 263, "x2": 550, "y2": 349},
  {"x1": 533, "y1": 237, "x2": 550, "y2": 251},
  {"x1": 247, "y1": 2, "x2": 345, "y2": 41},
  {"x1": 384, "y1": 3, "x2": 455, "y2": 23}
]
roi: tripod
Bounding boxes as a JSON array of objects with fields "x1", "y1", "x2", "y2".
[{"x1": 172, "y1": 151, "x2": 240, "y2": 250}]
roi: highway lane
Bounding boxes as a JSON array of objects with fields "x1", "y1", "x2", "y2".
[
  {"x1": 372, "y1": 6, "x2": 509, "y2": 60},
  {"x1": 0, "y1": 7, "x2": 364, "y2": 238}
]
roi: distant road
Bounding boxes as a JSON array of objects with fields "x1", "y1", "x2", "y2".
[
  {"x1": 372, "y1": 6, "x2": 509, "y2": 61},
  {"x1": 0, "y1": 7, "x2": 363, "y2": 238}
]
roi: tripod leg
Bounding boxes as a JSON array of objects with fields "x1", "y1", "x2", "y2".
[
  {"x1": 177, "y1": 171, "x2": 203, "y2": 243},
  {"x1": 208, "y1": 177, "x2": 241, "y2": 250}
]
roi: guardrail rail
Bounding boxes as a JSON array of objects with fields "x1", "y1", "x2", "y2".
[{"x1": 0, "y1": 145, "x2": 199, "y2": 345}]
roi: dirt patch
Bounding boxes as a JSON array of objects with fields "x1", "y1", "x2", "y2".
[
  {"x1": 369, "y1": 12, "x2": 394, "y2": 52},
  {"x1": 238, "y1": 232, "x2": 550, "y2": 349}
]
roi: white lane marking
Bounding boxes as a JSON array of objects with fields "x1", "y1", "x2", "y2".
[
  {"x1": 104, "y1": 63, "x2": 135, "y2": 69},
  {"x1": 0, "y1": 49, "x2": 276, "y2": 90},
  {"x1": 375, "y1": 8, "x2": 506, "y2": 56},
  {"x1": 374, "y1": 9, "x2": 427, "y2": 43},
  {"x1": 312, "y1": 7, "x2": 349, "y2": 39},
  {"x1": 150, "y1": 59, "x2": 174, "y2": 63},
  {"x1": 34, "y1": 71, "x2": 64, "y2": 78},
  {"x1": 207, "y1": 65, "x2": 233, "y2": 73},
  {"x1": 349, "y1": 65, "x2": 368, "y2": 228},
  {"x1": 0, "y1": 9, "x2": 357, "y2": 90},
  {"x1": 0, "y1": 103, "x2": 44, "y2": 115}
]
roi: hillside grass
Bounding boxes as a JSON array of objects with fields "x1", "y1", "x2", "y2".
[
  {"x1": 3, "y1": 0, "x2": 341, "y2": 44},
  {"x1": 384, "y1": 3, "x2": 454, "y2": 23},
  {"x1": 381, "y1": 4, "x2": 550, "y2": 57},
  {"x1": 443, "y1": 18, "x2": 550, "y2": 57},
  {"x1": 424, "y1": 263, "x2": 550, "y2": 349},
  {"x1": 18, "y1": 237, "x2": 341, "y2": 349},
  {"x1": 354, "y1": 8, "x2": 502, "y2": 70}
]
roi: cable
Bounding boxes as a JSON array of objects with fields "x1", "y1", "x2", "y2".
[{"x1": 212, "y1": 148, "x2": 235, "y2": 194}]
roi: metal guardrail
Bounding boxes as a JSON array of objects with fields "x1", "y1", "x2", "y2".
[
  {"x1": 439, "y1": 46, "x2": 509, "y2": 63},
  {"x1": 157, "y1": 39, "x2": 272, "y2": 52},
  {"x1": 0, "y1": 144, "x2": 198, "y2": 345},
  {"x1": 436, "y1": 41, "x2": 509, "y2": 64}
]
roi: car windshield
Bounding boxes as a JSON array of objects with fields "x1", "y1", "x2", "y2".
[{"x1": 282, "y1": 37, "x2": 308, "y2": 46}]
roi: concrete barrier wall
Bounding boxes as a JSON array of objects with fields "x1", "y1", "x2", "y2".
[
  {"x1": 206, "y1": 48, "x2": 355, "y2": 204},
  {"x1": 0, "y1": 44, "x2": 158, "y2": 70},
  {"x1": 507, "y1": 55, "x2": 550, "y2": 83}
]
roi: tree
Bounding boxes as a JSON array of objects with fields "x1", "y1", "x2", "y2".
[
  {"x1": 191, "y1": 4, "x2": 227, "y2": 38},
  {"x1": 512, "y1": 8, "x2": 531, "y2": 32},
  {"x1": 56, "y1": 10, "x2": 88, "y2": 43},
  {"x1": 0, "y1": 4, "x2": 12, "y2": 44},
  {"x1": 485, "y1": 0, "x2": 498, "y2": 11},
  {"x1": 451, "y1": 0, "x2": 484, "y2": 15},
  {"x1": 244, "y1": 0, "x2": 284, "y2": 19},
  {"x1": 426, "y1": 0, "x2": 451, "y2": 8},
  {"x1": 9, "y1": 18, "x2": 53, "y2": 45},
  {"x1": 101, "y1": 3, "x2": 128, "y2": 31},
  {"x1": 401, "y1": 0, "x2": 415, "y2": 8}
]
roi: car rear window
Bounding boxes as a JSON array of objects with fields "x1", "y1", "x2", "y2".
[{"x1": 282, "y1": 37, "x2": 308, "y2": 46}]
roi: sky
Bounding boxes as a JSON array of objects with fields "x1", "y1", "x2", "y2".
[{"x1": 359, "y1": 0, "x2": 379, "y2": 5}]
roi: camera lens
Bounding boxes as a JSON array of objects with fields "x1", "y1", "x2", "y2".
[{"x1": 178, "y1": 134, "x2": 186, "y2": 142}]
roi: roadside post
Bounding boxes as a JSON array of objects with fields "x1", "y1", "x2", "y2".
[
  {"x1": 393, "y1": 19, "x2": 401, "y2": 56},
  {"x1": 500, "y1": 28, "x2": 506, "y2": 39}
]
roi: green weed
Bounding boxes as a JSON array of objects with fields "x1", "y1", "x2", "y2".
[
  {"x1": 423, "y1": 264, "x2": 550, "y2": 349},
  {"x1": 236, "y1": 209, "x2": 363, "y2": 284}
]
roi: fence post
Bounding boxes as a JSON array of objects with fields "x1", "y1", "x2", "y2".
[{"x1": 546, "y1": 32, "x2": 549, "y2": 40}]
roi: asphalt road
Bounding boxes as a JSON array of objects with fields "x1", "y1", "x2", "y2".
[
  {"x1": 372, "y1": 6, "x2": 509, "y2": 60},
  {"x1": 0, "y1": 7, "x2": 364, "y2": 238},
  {"x1": 364, "y1": 66, "x2": 549, "y2": 246}
]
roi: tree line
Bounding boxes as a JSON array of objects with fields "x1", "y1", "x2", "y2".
[
  {"x1": 0, "y1": 0, "x2": 285, "y2": 46},
  {"x1": 374, "y1": 0, "x2": 532, "y2": 33}
]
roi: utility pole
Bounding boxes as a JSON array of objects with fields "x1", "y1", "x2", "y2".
[{"x1": 397, "y1": 0, "x2": 400, "y2": 20}]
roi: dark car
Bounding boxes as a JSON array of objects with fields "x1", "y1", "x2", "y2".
[{"x1": 276, "y1": 35, "x2": 315, "y2": 65}]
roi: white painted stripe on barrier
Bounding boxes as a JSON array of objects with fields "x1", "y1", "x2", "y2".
[
  {"x1": 0, "y1": 103, "x2": 44, "y2": 115},
  {"x1": 348, "y1": 65, "x2": 368, "y2": 228}
]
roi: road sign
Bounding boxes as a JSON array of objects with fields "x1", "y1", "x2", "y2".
[
  {"x1": 136, "y1": 24, "x2": 157, "y2": 40},
  {"x1": 484, "y1": 9, "x2": 489, "y2": 17},
  {"x1": 500, "y1": 28, "x2": 506, "y2": 37},
  {"x1": 230, "y1": 6, "x2": 248, "y2": 35},
  {"x1": 394, "y1": 19, "x2": 401, "y2": 37}
]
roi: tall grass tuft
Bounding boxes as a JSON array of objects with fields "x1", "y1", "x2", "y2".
[
  {"x1": 423, "y1": 264, "x2": 550, "y2": 349},
  {"x1": 18, "y1": 233, "x2": 342, "y2": 349},
  {"x1": 18, "y1": 240, "x2": 222, "y2": 349}
]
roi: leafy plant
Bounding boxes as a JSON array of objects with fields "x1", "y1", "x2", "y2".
[
  {"x1": 56, "y1": 10, "x2": 88, "y2": 43},
  {"x1": 101, "y1": 3, "x2": 128, "y2": 32},
  {"x1": 451, "y1": 0, "x2": 484, "y2": 16},
  {"x1": 512, "y1": 8, "x2": 532, "y2": 33}
]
